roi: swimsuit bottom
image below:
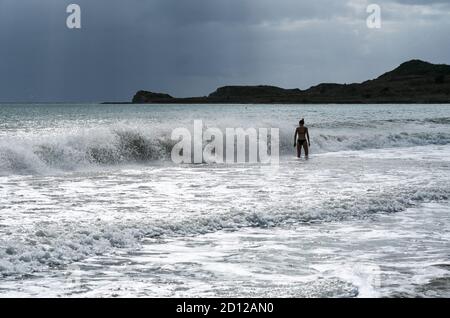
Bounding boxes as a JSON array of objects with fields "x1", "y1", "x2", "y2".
[{"x1": 297, "y1": 139, "x2": 307, "y2": 146}]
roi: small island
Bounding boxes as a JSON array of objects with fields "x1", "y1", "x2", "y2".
[{"x1": 125, "y1": 59, "x2": 450, "y2": 104}]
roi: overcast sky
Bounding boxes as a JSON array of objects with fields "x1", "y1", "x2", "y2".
[{"x1": 0, "y1": 0, "x2": 449, "y2": 102}]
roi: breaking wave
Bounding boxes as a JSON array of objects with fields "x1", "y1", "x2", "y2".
[
  {"x1": 1, "y1": 122, "x2": 450, "y2": 174},
  {"x1": 0, "y1": 127, "x2": 176, "y2": 174}
]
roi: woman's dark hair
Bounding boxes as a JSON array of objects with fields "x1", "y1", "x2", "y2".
[{"x1": 299, "y1": 118, "x2": 305, "y2": 125}]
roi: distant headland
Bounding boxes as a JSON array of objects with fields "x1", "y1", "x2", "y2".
[{"x1": 109, "y1": 60, "x2": 450, "y2": 104}]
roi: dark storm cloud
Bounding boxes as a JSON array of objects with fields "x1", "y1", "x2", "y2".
[{"x1": 0, "y1": 0, "x2": 449, "y2": 102}]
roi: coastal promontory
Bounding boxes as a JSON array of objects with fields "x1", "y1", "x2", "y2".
[{"x1": 131, "y1": 60, "x2": 450, "y2": 104}]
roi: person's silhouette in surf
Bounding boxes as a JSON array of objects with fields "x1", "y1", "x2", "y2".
[{"x1": 294, "y1": 118, "x2": 310, "y2": 158}]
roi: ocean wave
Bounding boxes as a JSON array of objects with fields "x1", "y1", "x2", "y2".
[
  {"x1": 310, "y1": 117, "x2": 450, "y2": 129},
  {"x1": 1, "y1": 124, "x2": 450, "y2": 174},
  {"x1": 0, "y1": 184, "x2": 448, "y2": 277},
  {"x1": 0, "y1": 128, "x2": 177, "y2": 174}
]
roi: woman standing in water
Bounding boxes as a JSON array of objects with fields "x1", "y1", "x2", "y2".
[{"x1": 294, "y1": 118, "x2": 310, "y2": 158}]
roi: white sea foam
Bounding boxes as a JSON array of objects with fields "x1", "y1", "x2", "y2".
[
  {"x1": 1, "y1": 115, "x2": 450, "y2": 174},
  {"x1": 0, "y1": 176, "x2": 448, "y2": 277},
  {"x1": 0, "y1": 104, "x2": 449, "y2": 297}
]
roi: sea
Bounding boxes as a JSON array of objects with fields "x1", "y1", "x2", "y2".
[{"x1": 0, "y1": 103, "x2": 449, "y2": 297}]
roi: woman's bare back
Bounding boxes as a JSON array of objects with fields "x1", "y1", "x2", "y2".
[{"x1": 296, "y1": 127, "x2": 308, "y2": 140}]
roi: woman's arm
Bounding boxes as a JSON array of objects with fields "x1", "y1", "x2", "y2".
[
  {"x1": 306, "y1": 128, "x2": 310, "y2": 146},
  {"x1": 294, "y1": 128, "x2": 298, "y2": 147}
]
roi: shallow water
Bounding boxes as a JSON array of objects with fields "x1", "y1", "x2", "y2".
[{"x1": 0, "y1": 104, "x2": 449, "y2": 297}]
